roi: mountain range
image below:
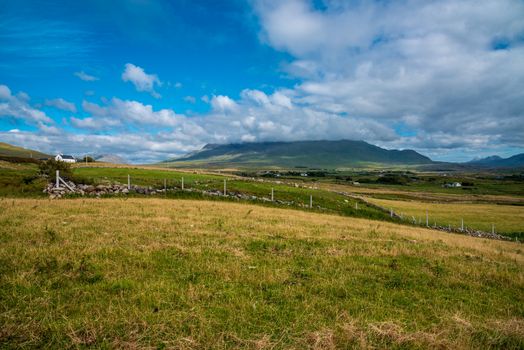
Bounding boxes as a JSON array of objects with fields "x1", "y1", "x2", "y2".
[
  {"x1": 94, "y1": 154, "x2": 128, "y2": 164},
  {"x1": 2, "y1": 139, "x2": 523, "y2": 169},
  {"x1": 466, "y1": 154, "x2": 524, "y2": 168},
  {"x1": 168, "y1": 140, "x2": 433, "y2": 168}
]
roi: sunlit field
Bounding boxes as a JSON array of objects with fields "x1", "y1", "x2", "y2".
[
  {"x1": 1, "y1": 198, "x2": 522, "y2": 349},
  {"x1": 366, "y1": 197, "x2": 524, "y2": 238}
]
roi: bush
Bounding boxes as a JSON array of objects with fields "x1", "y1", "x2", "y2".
[
  {"x1": 81, "y1": 156, "x2": 95, "y2": 163},
  {"x1": 38, "y1": 159, "x2": 73, "y2": 180},
  {"x1": 376, "y1": 174, "x2": 410, "y2": 185}
]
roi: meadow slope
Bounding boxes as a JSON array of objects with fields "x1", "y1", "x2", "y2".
[
  {"x1": 365, "y1": 197, "x2": 524, "y2": 237},
  {"x1": 0, "y1": 198, "x2": 523, "y2": 349}
]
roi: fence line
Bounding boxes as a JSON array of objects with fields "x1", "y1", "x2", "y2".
[{"x1": 64, "y1": 173, "x2": 511, "y2": 240}]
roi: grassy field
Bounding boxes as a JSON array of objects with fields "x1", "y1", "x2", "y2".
[
  {"x1": 317, "y1": 182, "x2": 524, "y2": 205},
  {"x1": 1, "y1": 164, "x2": 523, "y2": 238},
  {"x1": 70, "y1": 166, "x2": 396, "y2": 223},
  {"x1": 366, "y1": 198, "x2": 524, "y2": 238},
  {"x1": 0, "y1": 163, "x2": 47, "y2": 198},
  {"x1": 318, "y1": 177, "x2": 524, "y2": 197},
  {"x1": 0, "y1": 198, "x2": 523, "y2": 349},
  {"x1": 0, "y1": 142, "x2": 49, "y2": 159}
]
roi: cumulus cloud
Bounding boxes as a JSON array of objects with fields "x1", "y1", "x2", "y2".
[
  {"x1": 122, "y1": 63, "x2": 162, "y2": 98},
  {"x1": 255, "y1": 0, "x2": 524, "y2": 152},
  {"x1": 74, "y1": 71, "x2": 99, "y2": 81},
  {"x1": 45, "y1": 98, "x2": 77, "y2": 113},
  {"x1": 37, "y1": 122, "x2": 62, "y2": 135},
  {"x1": 210, "y1": 95, "x2": 238, "y2": 112},
  {"x1": 75, "y1": 90, "x2": 395, "y2": 151},
  {"x1": 184, "y1": 96, "x2": 196, "y2": 104},
  {"x1": 0, "y1": 129, "x2": 203, "y2": 164},
  {"x1": 0, "y1": 84, "x2": 53, "y2": 124},
  {"x1": 81, "y1": 98, "x2": 185, "y2": 128},
  {"x1": 70, "y1": 116, "x2": 121, "y2": 130},
  {"x1": 3, "y1": 1, "x2": 524, "y2": 162}
]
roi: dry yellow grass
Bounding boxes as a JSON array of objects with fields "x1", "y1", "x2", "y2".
[
  {"x1": 73, "y1": 162, "x2": 239, "y2": 178},
  {"x1": 0, "y1": 161, "x2": 34, "y2": 170},
  {"x1": 317, "y1": 182, "x2": 524, "y2": 205},
  {"x1": 1, "y1": 198, "x2": 523, "y2": 349},
  {"x1": 366, "y1": 197, "x2": 524, "y2": 235}
]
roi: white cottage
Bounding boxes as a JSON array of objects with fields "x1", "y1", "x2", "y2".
[{"x1": 55, "y1": 154, "x2": 76, "y2": 163}]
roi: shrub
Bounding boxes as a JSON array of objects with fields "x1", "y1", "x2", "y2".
[
  {"x1": 81, "y1": 156, "x2": 95, "y2": 163},
  {"x1": 376, "y1": 174, "x2": 410, "y2": 185},
  {"x1": 38, "y1": 159, "x2": 73, "y2": 180}
]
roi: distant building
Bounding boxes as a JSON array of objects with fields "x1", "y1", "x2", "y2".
[
  {"x1": 55, "y1": 154, "x2": 76, "y2": 163},
  {"x1": 443, "y1": 182, "x2": 462, "y2": 188}
]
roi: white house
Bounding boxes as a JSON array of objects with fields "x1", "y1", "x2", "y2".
[
  {"x1": 55, "y1": 154, "x2": 76, "y2": 163},
  {"x1": 443, "y1": 182, "x2": 462, "y2": 188}
]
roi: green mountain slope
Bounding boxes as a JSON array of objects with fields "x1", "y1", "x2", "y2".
[
  {"x1": 0, "y1": 142, "x2": 50, "y2": 159},
  {"x1": 466, "y1": 154, "x2": 524, "y2": 168},
  {"x1": 168, "y1": 140, "x2": 433, "y2": 168}
]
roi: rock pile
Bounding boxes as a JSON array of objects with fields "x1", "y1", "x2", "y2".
[
  {"x1": 44, "y1": 182, "x2": 163, "y2": 199},
  {"x1": 43, "y1": 182, "x2": 299, "y2": 207}
]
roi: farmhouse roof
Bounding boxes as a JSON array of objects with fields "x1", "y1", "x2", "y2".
[{"x1": 61, "y1": 155, "x2": 75, "y2": 160}]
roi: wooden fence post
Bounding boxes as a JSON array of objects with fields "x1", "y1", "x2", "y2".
[
  {"x1": 127, "y1": 174, "x2": 130, "y2": 190},
  {"x1": 426, "y1": 211, "x2": 429, "y2": 227},
  {"x1": 271, "y1": 188, "x2": 274, "y2": 202},
  {"x1": 223, "y1": 179, "x2": 226, "y2": 196},
  {"x1": 310, "y1": 195, "x2": 313, "y2": 209},
  {"x1": 181, "y1": 177, "x2": 184, "y2": 190},
  {"x1": 56, "y1": 170, "x2": 60, "y2": 188}
]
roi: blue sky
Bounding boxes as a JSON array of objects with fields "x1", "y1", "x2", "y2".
[{"x1": 1, "y1": 0, "x2": 523, "y2": 163}]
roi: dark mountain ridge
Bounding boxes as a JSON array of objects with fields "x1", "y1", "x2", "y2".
[
  {"x1": 171, "y1": 140, "x2": 433, "y2": 168},
  {"x1": 466, "y1": 154, "x2": 524, "y2": 168}
]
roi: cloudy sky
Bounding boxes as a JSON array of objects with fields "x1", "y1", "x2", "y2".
[{"x1": 1, "y1": 0, "x2": 523, "y2": 163}]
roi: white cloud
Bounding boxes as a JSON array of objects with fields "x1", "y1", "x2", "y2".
[
  {"x1": 63, "y1": 89, "x2": 396, "y2": 161},
  {"x1": 45, "y1": 98, "x2": 77, "y2": 113},
  {"x1": 80, "y1": 98, "x2": 186, "y2": 128},
  {"x1": 210, "y1": 95, "x2": 238, "y2": 112},
  {"x1": 122, "y1": 63, "x2": 162, "y2": 98},
  {"x1": 70, "y1": 117, "x2": 121, "y2": 130},
  {"x1": 74, "y1": 71, "x2": 99, "y2": 81},
  {"x1": 0, "y1": 85, "x2": 11, "y2": 100},
  {"x1": 254, "y1": 0, "x2": 524, "y2": 151},
  {"x1": 0, "y1": 84, "x2": 53, "y2": 124},
  {"x1": 3, "y1": 1, "x2": 524, "y2": 162},
  {"x1": 37, "y1": 122, "x2": 61, "y2": 135},
  {"x1": 184, "y1": 96, "x2": 196, "y2": 104}
]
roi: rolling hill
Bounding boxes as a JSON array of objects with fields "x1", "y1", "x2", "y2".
[
  {"x1": 166, "y1": 140, "x2": 433, "y2": 168},
  {"x1": 94, "y1": 154, "x2": 128, "y2": 164},
  {"x1": 0, "y1": 142, "x2": 49, "y2": 159},
  {"x1": 466, "y1": 154, "x2": 524, "y2": 168},
  {"x1": 1, "y1": 198, "x2": 522, "y2": 348}
]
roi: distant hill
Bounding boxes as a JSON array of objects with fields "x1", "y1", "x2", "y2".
[
  {"x1": 0, "y1": 142, "x2": 49, "y2": 159},
  {"x1": 466, "y1": 154, "x2": 524, "y2": 168},
  {"x1": 167, "y1": 140, "x2": 433, "y2": 168},
  {"x1": 94, "y1": 154, "x2": 128, "y2": 164}
]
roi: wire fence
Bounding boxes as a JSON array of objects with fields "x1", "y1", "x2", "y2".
[{"x1": 57, "y1": 171, "x2": 519, "y2": 241}]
